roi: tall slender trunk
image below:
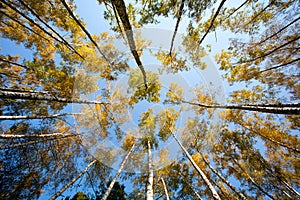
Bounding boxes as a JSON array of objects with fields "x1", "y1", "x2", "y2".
[
  {"x1": 49, "y1": 160, "x2": 97, "y2": 200},
  {"x1": 2, "y1": 0, "x2": 84, "y2": 60},
  {"x1": 224, "y1": 0, "x2": 249, "y2": 21},
  {"x1": 267, "y1": 168, "x2": 300, "y2": 198},
  {"x1": 146, "y1": 140, "x2": 154, "y2": 200},
  {"x1": 198, "y1": 0, "x2": 227, "y2": 46},
  {"x1": 190, "y1": 184, "x2": 203, "y2": 200},
  {"x1": 210, "y1": 177, "x2": 232, "y2": 199},
  {"x1": 240, "y1": 123, "x2": 300, "y2": 153},
  {"x1": 0, "y1": 134, "x2": 77, "y2": 150},
  {"x1": 280, "y1": 179, "x2": 300, "y2": 198},
  {"x1": 59, "y1": 0, "x2": 110, "y2": 63},
  {"x1": 0, "y1": 10, "x2": 51, "y2": 45},
  {"x1": 160, "y1": 177, "x2": 170, "y2": 200},
  {"x1": 231, "y1": 158, "x2": 275, "y2": 200},
  {"x1": 111, "y1": 0, "x2": 148, "y2": 89},
  {"x1": 182, "y1": 100, "x2": 300, "y2": 115},
  {"x1": 234, "y1": 35, "x2": 300, "y2": 65},
  {"x1": 0, "y1": 132, "x2": 77, "y2": 139},
  {"x1": 258, "y1": 16, "x2": 300, "y2": 45},
  {"x1": 178, "y1": 172, "x2": 203, "y2": 200},
  {"x1": 0, "y1": 89, "x2": 108, "y2": 105},
  {"x1": 0, "y1": 113, "x2": 81, "y2": 120},
  {"x1": 172, "y1": 133, "x2": 221, "y2": 200},
  {"x1": 101, "y1": 144, "x2": 135, "y2": 200},
  {"x1": 239, "y1": 1, "x2": 273, "y2": 31},
  {"x1": 258, "y1": 156, "x2": 300, "y2": 198},
  {"x1": 169, "y1": 0, "x2": 185, "y2": 54},
  {"x1": 199, "y1": 152, "x2": 247, "y2": 200},
  {"x1": 17, "y1": 0, "x2": 85, "y2": 59},
  {"x1": 259, "y1": 57, "x2": 300, "y2": 73}
]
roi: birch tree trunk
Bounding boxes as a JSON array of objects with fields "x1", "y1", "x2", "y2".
[
  {"x1": 232, "y1": 158, "x2": 275, "y2": 200},
  {"x1": 160, "y1": 177, "x2": 170, "y2": 200},
  {"x1": 280, "y1": 179, "x2": 300, "y2": 198},
  {"x1": 182, "y1": 100, "x2": 300, "y2": 115},
  {"x1": 0, "y1": 89, "x2": 108, "y2": 105},
  {"x1": 101, "y1": 144, "x2": 135, "y2": 200},
  {"x1": 49, "y1": 160, "x2": 97, "y2": 200},
  {"x1": 172, "y1": 133, "x2": 221, "y2": 200},
  {"x1": 190, "y1": 184, "x2": 203, "y2": 200},
  {"x1": 241, "y1": 124, "x2": 300, "y2": 153},
  {"x1": 198, "y1": 0, "x2": 227, "y2": 46},
  {"x1": 59, "y1": 0, "x2": 110, "y2": 62},
  {"x1": 1, "y1": 0, "x2": 84, "y2": 60},
  {"x1": 169, "y1": 0, "x2": 185, "y2": 54},
  {"x1": 111, "y1": 0, "x2": 148, "y2": 89},
  {"x1": 199, "y1": 152, "x2": 247, "y2": 200},
  {"x1": 178, "y1": 172, "x2": 203, "y2": 200},
  {"x1": 0, "y1": 132, "x2": 77, "y2": 139},
  {"x1": 260, "y1": 158, "x2": 300, "y2": 198},
  {"x1": 0, "y1": 134, "x2": 77, "y2": 150},
  {"x1": 146, "y1": 140, "x2": 154, "y2": 200},
  {"x1": 0, "y1": 113, "x2": 81, "y2": 120}
]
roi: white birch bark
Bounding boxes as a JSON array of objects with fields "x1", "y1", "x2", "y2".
[
  {"x1": 49, "y1": 160, "x2": 97, "y2": 200},
  {"x1": 146, "y1": 140, "x2": 154, "y2": 200},
  {"x1": 111, "y1": 0, "x2": 148, "y2": 89},
  {"x1": 232, "y1": 158, "x2": 275, "y2": 200},
  {"x1": 172, "y1": 133, "x2": 221, "y2": 200},
  {"x1": 199, "y1": 152, "x2": 247, "y2": 200},
  {"x1": 101, "y1": 144, "x2": 135, "y2": 200},
  {"x1": 182, "y1": 100, "x2": 300, "y2": 115},
  {"x1": 0, "y1": 134, "x2": 76, "y2": 149},
  {"x1": 0, "y1": 113, "x2": 81, "y2": 120},
  {"x1": 0, "y1": 132, "x2": 76, "y2": 139},
  {"x1": 160, "y1": 177, "x2": 170, "y2": 200},
  {"x1": 0, "y1": 89, "x2": 108, "y2": 105}
]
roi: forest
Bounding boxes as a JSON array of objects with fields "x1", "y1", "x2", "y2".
[{"x1": 0, "y1": 0, "x2": 299, "y2": 199}]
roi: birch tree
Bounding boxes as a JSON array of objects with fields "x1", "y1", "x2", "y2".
[{"x1": 172, "y1": 132, "x2": 221, "y2": 200}]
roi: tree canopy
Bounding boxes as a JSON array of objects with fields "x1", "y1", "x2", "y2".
[{"x1": 0, "y1": 0, "x2": 299, "y2": 199}]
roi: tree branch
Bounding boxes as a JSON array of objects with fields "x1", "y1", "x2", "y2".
[
  {"x1": 49, "y1": 160, "x2": 97, "y2": 200},
  {"x1": 111, "y1": 0, "x2": 148, "y2": 89},
  {"x1": 0, "y1": 88, "x2": 109, "y2": 105},
  {"x1": 169, "y1": 0, "x2": 185, "y2": 54},
  {"x1": 0, "y1": 113, "x2": 81, "y2": 120},
  {"x1": 198, "y1": 0, "x2": 227, "y2": 46}
]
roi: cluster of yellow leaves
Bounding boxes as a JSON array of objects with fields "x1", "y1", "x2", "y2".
[
  {"x1": 139, "y1": 108, "x2": 156, "y2": 131},
  {"x1": 191, "y1": 153, "x2": 207, "y2": 173},
  {"x1": 123, "y1": 134, "x2": 135, "y2": 150},
  {"x1": 156, "y1": 108, "x2": 179, "y2": 141},
  {"x1": 182, "y1": 34, "x2": 207, "y2": 69},
  {"x1": 214, "y1": 49, "x2": 231, "y2": 70},
  {"x1": 110, "y1": 87, "x2": 132, "y2": 124},
  {"x1": 229, "y1": 85, "x2": 264, "y2": 104},
  {"x1": 128, "y1": 69, "x2": 161, "y2": 104},
  {"x1": 164, "y1": 82, "x2": 184, "y2": 104},
  {"x1": 156, "y1": 51, "x2": 188, "y2": 73}
]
